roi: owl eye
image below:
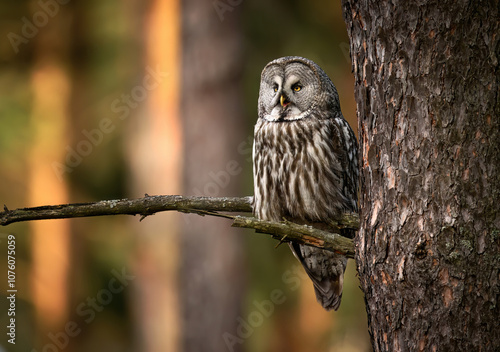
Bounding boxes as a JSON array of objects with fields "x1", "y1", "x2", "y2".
[
  {"x1": 273, "y1": 85, "x2": 278, "y2": 92},
  {"x1": 292, "y1": 83, "x2": 302, "y2": 92}
]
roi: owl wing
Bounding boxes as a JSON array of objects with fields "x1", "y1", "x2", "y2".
[{"x1": 288, "y1": 115, "x2": 357, "y2": 311}]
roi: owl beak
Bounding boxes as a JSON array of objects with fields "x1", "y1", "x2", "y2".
[{"x1": 280, "y1": 94, "x2": 290, "y2": 108}]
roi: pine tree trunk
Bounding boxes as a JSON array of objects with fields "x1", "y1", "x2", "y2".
[
  {"x1": 180, "y1": 0, "x2": 246, "y2": 350},
  {"x1": 29, "y1": 4, "x2": 72, "y2": 348},
  {"x1": 342, "y1": 0, "x2": 500, "y2": 351},
  {"x1": 127, "y1": 0, "x2": 182, "y2": 351}
]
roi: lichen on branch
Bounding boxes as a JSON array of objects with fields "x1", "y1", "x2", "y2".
[{"x1": 0, "y1": 195, "x2": 358, "y2": 258}]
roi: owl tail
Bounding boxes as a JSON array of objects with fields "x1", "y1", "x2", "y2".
[
  {"x1": 289, "y1": 242, "x2": 346, "y2": 311},
  {"x1": 311, "y1": 269, "x2": 344, "y2": 311}
]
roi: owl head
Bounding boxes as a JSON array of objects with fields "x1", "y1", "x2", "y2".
[{"x1": 258, "y1": 56, "x2": 341, "y2": 122}]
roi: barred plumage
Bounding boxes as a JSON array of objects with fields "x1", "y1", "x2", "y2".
[{"x1": 253, "y1": 56, "x2": 358, "y2": 311}]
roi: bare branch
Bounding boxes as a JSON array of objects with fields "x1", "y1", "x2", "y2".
[
  {"x1": 231, "y1": 216, "x2": 355, "y2": 258},
  {"x1": 0, "y1": 195, "x2": 252, "y2": 225},
  {"x1": 0, "y1": 195, "x2": 358, "y2": 257}
]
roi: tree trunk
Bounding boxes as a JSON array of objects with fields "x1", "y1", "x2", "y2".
[
  {"x1": 180, "y1": 1, "x2": 246, "y2": 350},
  {"x1": 127, "y1": 0, "x2": 182, "y2": 350},
  {"x1": 28, "y1": 4, "x2": 72, "y2": 348},
  {"x1": 342, "y1": 0, "x2": 500, "y2": 351}
]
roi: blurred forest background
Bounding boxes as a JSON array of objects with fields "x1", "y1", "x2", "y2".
[{"x1": 0, "y1": 0, "x2": 370, "y2": 351}]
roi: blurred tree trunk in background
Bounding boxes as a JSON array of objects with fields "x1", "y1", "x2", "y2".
[
  {"x1": 181, "y1": 1, "x2": 246, "y2": 350},
  {"x1": 28, "y1": 5, "x2": 72, "y2": 349},
  {"x1": 343, "y1": 0, "x2": 500, "y2": 350},
  {"x1": 127, "y1": 0, "x2": 182, "y2": 351}
]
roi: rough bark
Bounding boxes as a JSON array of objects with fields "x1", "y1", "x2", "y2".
[{"x1": 342, "y1": 0, "x2": 500, "y2": 351}]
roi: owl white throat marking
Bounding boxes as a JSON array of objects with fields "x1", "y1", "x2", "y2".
[{"x1": 263, "y1": 109, "x2": 311, "y2": 122}]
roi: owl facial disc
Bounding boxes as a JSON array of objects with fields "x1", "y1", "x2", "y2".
[
  {"x1": 259, "y1": 64, "x2": 320, "y2": 122},
  {"x1": 263, "y1": 76, "x2": 307, "y2": 122}
]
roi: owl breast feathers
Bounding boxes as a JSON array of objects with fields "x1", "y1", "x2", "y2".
[{"x1": 253, "y1": 56, "x2": 358, "y2": 311}]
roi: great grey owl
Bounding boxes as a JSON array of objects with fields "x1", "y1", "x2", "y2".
[{"x1": 253, "y1": 56, "x2": 359, "y2": 310}]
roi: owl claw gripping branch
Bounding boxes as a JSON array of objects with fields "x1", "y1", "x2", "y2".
[{"x1": 253, "y1": 56, "x2": 359, "y2": 311}]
